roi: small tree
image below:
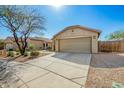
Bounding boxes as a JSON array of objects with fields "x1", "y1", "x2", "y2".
[
  {"x1": 0, "y1": 6, "x2": 45, "y2": 55},
  {"x1": 106, "y1": 30, "x2": 124, "y2": 40}
]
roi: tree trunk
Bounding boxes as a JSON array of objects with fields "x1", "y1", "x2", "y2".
[
  {"x1": 19, "y1": 49, "x2": 25, "y2": 55},
  {"x1": 13, "y1": 33, "x2": 25, "y2": 56}
]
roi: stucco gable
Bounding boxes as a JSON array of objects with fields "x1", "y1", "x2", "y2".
[{"x1": 52, "y1": 25, "x2": 101, "y2": 39}]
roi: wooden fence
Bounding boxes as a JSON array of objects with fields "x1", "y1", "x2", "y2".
[{"x1": 98, "y1": 39, "x2": 124, "y2": 52}]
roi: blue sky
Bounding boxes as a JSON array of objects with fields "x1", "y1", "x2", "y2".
[{"x1": 0, "y1": 5, "x2": 124, "y2": 40}]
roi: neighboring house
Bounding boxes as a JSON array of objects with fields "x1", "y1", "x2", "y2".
[
  {"x1": 52, "y1": 25, "x2": 101, "y2": 53},
  {"x1": 4, "y1": 37, "x2": 52, "y2": 50}
]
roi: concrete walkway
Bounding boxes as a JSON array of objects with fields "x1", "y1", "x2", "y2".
[{"x1": 14, "y1": 52, "x2": 91, "y2": 88}]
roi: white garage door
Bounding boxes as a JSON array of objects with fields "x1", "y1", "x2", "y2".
[{"x1": 59, "y1": 37, "x2": 91, "y2": 53}]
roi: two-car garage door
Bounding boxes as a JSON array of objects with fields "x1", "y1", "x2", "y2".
[{"x1": 59, "y1": 37, "x2": 91, "y2": 53}]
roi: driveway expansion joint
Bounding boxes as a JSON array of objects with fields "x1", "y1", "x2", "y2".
[
  {"x1": 15, "y1": 74, "x2": 29, "y2": 88},
  {"x1": 43, "y1": 62, "x2": 54, "y2": 69},
  {"x1": 24, "y1": 72, "x2": 50, "y2": 85},
  {"x1": 70, "y1": 76, "x2": 87, "y2": 80},
  {"x1": 53, "y1": 61, "x2": 88, "y2": 70},
  {"x1": 26, "y1": 63, "x2": 83, "y2": 86}
]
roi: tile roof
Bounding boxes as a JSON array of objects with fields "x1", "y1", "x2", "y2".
[{"x1": 5, "y1": 36, "x2": 52, "y2": 43}]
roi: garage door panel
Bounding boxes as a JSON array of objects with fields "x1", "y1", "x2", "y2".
[{"x1": 60, "y1": 37, "x2": 91, "y2": 53}]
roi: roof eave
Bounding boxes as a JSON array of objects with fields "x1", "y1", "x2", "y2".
[{"x1": 52, "y1": 25, "x2": 101, "y2": 39}]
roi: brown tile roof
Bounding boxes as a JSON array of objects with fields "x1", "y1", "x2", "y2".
[
  {"x1": 29, "y1": 37, "x2": 52, "y2": 42},
  {"x1": 5, "y1": 36, "x2": 52, "y2": 43}
]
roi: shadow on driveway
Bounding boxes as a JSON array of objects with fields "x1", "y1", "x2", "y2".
[{"x1": 52, "y1": 52, "x2": 91, "y2": 65}]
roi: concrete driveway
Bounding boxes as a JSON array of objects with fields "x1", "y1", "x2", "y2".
[{"x1": 15, "y1": 52, "x2": 91, "y2": 88}]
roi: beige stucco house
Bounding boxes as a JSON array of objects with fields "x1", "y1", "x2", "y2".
[
  {"x1": 5, "y1": 37, "x2": 52, "y2": 51},
  {"x1": 52, "y1": 25, "x2": 101, "y2": 53}
]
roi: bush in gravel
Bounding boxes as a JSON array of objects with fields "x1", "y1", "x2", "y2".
[
  {"x1": 30, "y1": 51, "x2": 39, "y2": 57},
  {"x1": 26, "y1": 48, "x2": 30, "y2": 51},
  {"x1": 29, "y1": 44, "x2": 35, "y2": 51},
  {"x1": 47, "y1": 47, "x2": 52, "y2": 51},
  {"x1": 15, "y1": 49, "x2": 19, "y2": 52},
  {"x1": 16, "y1": 52, "x2": 19, "y2": 55},
  {"x1": 7, "y1": 51, "x2": 14, "y2": 57},
  {"x1": 24, "y1": 52, "x2": 28, "y2": 57},
  {"x1": 8, "y1": 49, "x2": 13, "y2": 51}
]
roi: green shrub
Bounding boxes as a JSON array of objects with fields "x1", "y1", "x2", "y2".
[
  {"x1": 29, "y1": 44, "x2": 35, "y2": 51},
  {"x1": 47, "y1": 47, "x2": 52, "y2": 50},
  {"x1": 26, "y1": 48, "x2": 30, "y2": 51},
  {"x1": 24, "y1": 52, "x2": 28, "y2": 57},
  {"x1": 30, "y1": 51, "x2": 39, "y2": 57},
  {"x1": 7, "y1": 51, "x2": 14, "y2": 57},
  {"x1": 15, "y1": 49, "x2": 19, "y2": 52},
  {"x1": 16, "y1": 52, "x2": 20, "y2": 55},
  {"x1": 40, "y1": 47, "x2": 43, "y2": 50},
  {"x1": 8, "y1": 49, "x2": 13, "y2": 51}
]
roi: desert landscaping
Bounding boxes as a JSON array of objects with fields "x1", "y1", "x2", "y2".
[{"x1": 86, "y1": 53, "x2": 124, "y2": 88}]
